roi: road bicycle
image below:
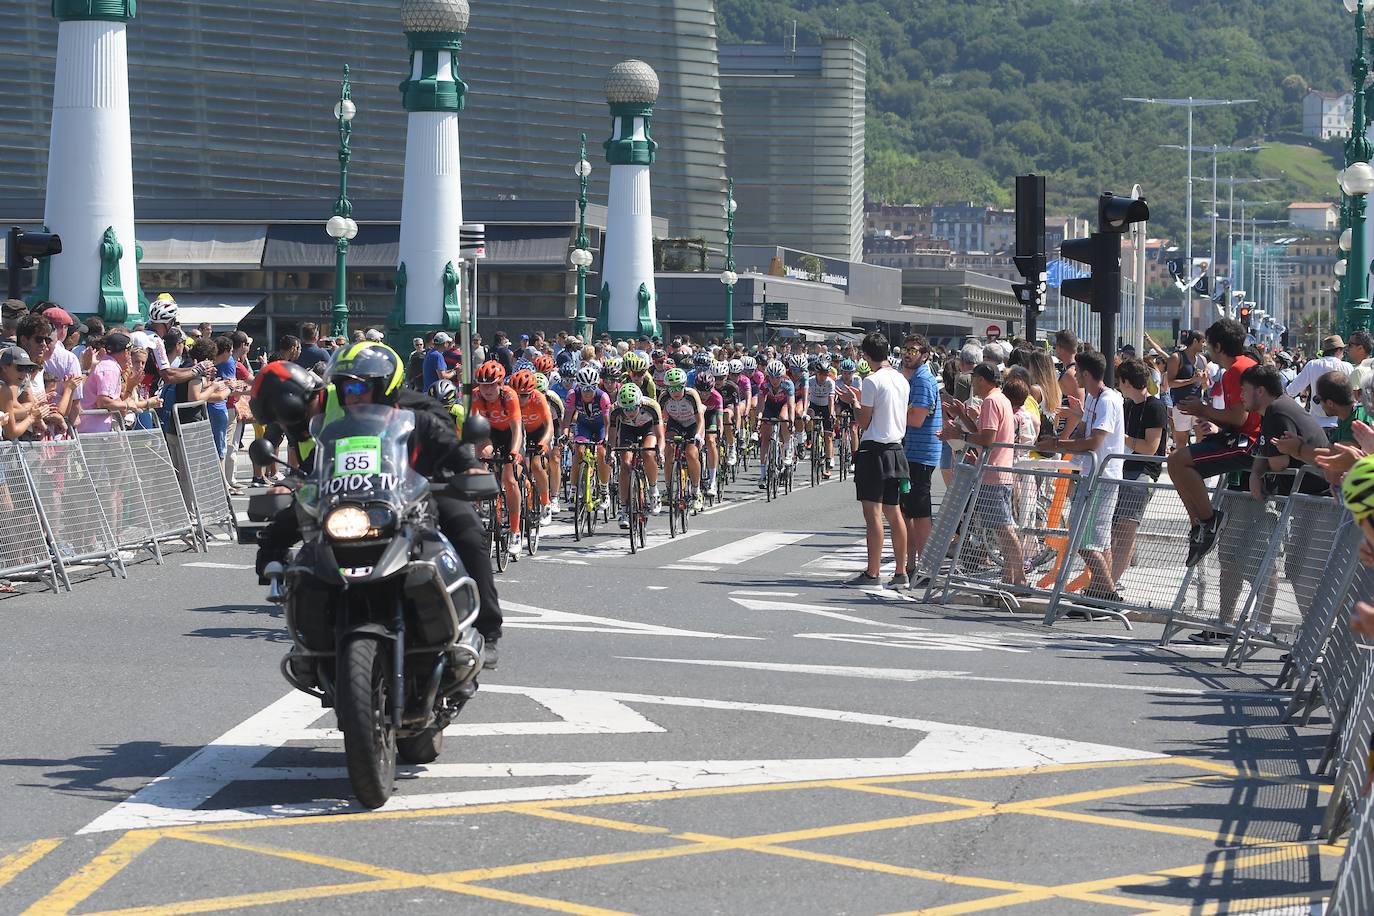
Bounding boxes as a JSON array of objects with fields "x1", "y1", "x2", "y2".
[
  {"x1": 610, "y1": 445, "x2": 653, "y2": 553},
  {"x1": 808, "y1": 420, "x2": 827, "y2": 488},
  {"x1": 835, "y1": 413, "x2": 853, "y2": 482},
  {"x1": 569, "y1": 439, "x2": 603, "y2": 542},
  {"x1": 665, "y1": 436, "x2": 693, "y2": 538},
  {"x1": 519, "y1": 446, "x2": 545, "y2": 556},
  {"x1": 757, "y1": 418, "x2": 788, "y2": 503},
  {"x1": 482, "y1": 453, "x2": 515, "y2": 572}
]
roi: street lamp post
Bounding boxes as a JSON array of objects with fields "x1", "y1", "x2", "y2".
[
  {"x1": 1126, "y1": 96, "x2": 1255, "y2": 328},
  {"x1": 325, "y1": 64, "x2": 358, "y2": 339},
  {"x1": 720, "y1": 178, "x2": 738, "y2": 343},
  {"x1": 1342, "y1": 0, "x2": 1374, "y2": 334},
  {"x1": 571, "y1": 133, "x2": 594, "y2": 340}
]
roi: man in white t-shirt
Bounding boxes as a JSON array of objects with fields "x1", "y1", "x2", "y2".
[
  {"x1": 1285, "y1": 335, "x2": 1353, "y2": 428},
  {"x1": 1037, "y1": 349, "x2": 1124, "y2": 603},
  {"x1": 838, "y1": 333, "x2": 910, "y2": 589}
]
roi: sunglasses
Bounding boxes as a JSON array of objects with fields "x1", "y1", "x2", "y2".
[{"x1": 668, "y1": 385, "x2": 685, "y2": 392}]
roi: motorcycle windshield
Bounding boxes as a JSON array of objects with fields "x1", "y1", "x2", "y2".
[{"x1": 299, "y1": 404, "x2": 428, "y2": 515}]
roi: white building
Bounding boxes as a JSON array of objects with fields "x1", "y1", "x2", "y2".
[
  {"x1": 1303, "y1": 90, "x2": 1353, "y2": 140},
  {"x1": 1287, "y1": 202, "x2": 1339, "y2": 233}
]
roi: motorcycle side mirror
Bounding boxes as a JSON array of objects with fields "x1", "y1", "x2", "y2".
[
  {"x1": 461, "y1": 413, "x2": 491, "y2": 445},
  {"x1": 248, "y1": 438, "x2": 279, "y2": 467}
]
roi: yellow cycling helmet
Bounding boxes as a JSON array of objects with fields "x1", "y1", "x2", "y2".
[
  {"x1": 1344, "y1": 454, "x2": 1374, "y2": 521},
  {"x1": 326, "y1": 341, "x2": 405, "y2": 406}
]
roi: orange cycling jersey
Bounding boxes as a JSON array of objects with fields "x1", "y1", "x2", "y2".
[
  {"x1": 518, "y1": 391, "x2": 552, "y2": 432},
  {"x1": 471, "y1": 385, "x2": 521, "y2": 431}
]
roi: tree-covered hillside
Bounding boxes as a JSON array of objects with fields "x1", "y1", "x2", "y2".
[{"x1": 718, "y1": 0, "x2": 1351, "y2": 233}]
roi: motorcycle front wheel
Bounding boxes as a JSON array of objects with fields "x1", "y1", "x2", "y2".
[{"x1": 338, "y1": 637, "x2": 397, "y2": 809}]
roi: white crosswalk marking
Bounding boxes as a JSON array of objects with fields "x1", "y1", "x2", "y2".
[
  {"x1": 802, "y1": 538, "x2": 896, "y2": 578},
  {"x1": 675, "y1": 531, "x2": 811, "y2": 567}
]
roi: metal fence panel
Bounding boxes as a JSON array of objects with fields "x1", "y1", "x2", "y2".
[
  {"x1": 0, "y1": 442, "x2": 60, "y2": 591},
  {"x1": 1329, "y1": 785, "x2": 1374, "y2": 914},
  {"x1": 169, "y1": 406, "x2": 236, "y2": 544},
  {"x1": 122, "y1": 426, "x2": 198, "y2": 552},
  {"x1": 75, "y1": 429, "x2": 162, "y2": 561},
  {"x1": 1279, "y1": 516, "x2": 1363, "y2": 697},
  {"x1": 1326, "y1": 648, "x2": 1374, "y2": 839},
  {"x1": 915, "y1": 460, "x2": 980, "y2": 588},
  {"x1": 1043, "y1": 455, "x2": 1195, "y2": 627},
  {"x1": 931, "y1": 444, "x2": 1095, "y2": 611},
  {"x1": 18, "y1": 439, "x2": 124, "y2": 580}
]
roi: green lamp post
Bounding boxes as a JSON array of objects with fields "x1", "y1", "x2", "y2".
[
  {"x1": 720, "y1": 178, "x2": 738, "y2": 343},
  {"x1": 571, "y1": 134, "x2": 594, "y2": 339},
  {"x1": 1341, "y1": 0, "x2": 1374, "y2": 335},
  {"x1": 326, "y1": 64, "x2": 359, "y2": 339}
]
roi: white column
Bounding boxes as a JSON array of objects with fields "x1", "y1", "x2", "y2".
[
  {"x1": 398, "y1": 111, "x2": 463, "y2": 327},
  {"x1": 44, "y1": 19, "x2": 138, "y2": 313},
  {"x1": 603, "y1": 115, "x2": 656, "y2": 335}
]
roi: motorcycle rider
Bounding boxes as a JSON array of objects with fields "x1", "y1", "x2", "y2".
[{"x1": 251, "y1": 343, "x2": 505, "y2": 668}]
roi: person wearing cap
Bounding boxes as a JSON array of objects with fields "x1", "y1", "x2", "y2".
[
  {"x1": 364, "y1": 328, "x2": 385, "y2": 343},
  {"x1": 1285, "y1": 334, "x2": 1354, "y2": 429},
  {"x1": 423, "y1": 332, "x2": 456, "y2": 390},
  {"x1": 77, "y1": 332, "x2": 154, "y2": 433},
  {"x1": 0, "y1": 346, "x2": 47, "y2": 441},
  {"x1": 39, "y1": 305, "x2": 84, "y2": 404}
]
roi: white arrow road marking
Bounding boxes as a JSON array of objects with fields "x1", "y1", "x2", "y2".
[
  {"x1": 795, "y1": 631, "x2": 1033, "y2": 654},
  {"x1": 79, "y1": 684, "x2": 1159, "y2": 833},
  {"x1": 501, "y1": 601, "x2": 761, "y2": 640},
  {"x1": 624, "y1": 658, "x2": 1286, "y2": 700}
]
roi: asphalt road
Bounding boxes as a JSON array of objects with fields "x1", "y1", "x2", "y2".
[{"x1": 0, "y1": 464, "x2": 1343, "y2": 914}]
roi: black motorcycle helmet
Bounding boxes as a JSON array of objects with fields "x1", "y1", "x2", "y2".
[
  {"x1": 250, "y1": 360, "x2": 325, "y2": 428},
  {"x1": 326, "y1": 342, "x2": 405, "y2": 406}
]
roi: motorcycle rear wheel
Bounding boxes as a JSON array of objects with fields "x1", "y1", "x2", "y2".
[{"x1": 338, "y1": 637, "x2": 396, "y2": 810}]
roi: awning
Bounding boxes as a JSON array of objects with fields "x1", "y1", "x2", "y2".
[
  {"x1": 170, "y1": 295, "x2": 264, "y2": 330},
  {"x1": 263, "y1": 224, "x2": 399, "y2": 269},
  {"x1": 773, "y1": 327, "x2": 828, "y2": 343},
  {"x1": 136, "y1": 224, "x2": 267, "y2": 267},
  {"x1": 484, "y1": 225, "x2": 574, "y2": 266}
]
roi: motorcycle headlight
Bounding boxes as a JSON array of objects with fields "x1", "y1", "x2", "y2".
[{"x1": 324, "y1": 505, "x2": 371, "y2": 541}]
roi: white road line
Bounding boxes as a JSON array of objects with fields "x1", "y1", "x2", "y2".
[
  {"x1": 500, "y1": 601, "x2": 760, "y2": 640},
  {"x1": 660, "y1": 563, "x2": 720, "y2": 572},
  {"x1": 625, "y1": 657, "x2": 1286, "y2": 699},
  {"x1": 184, "y1": 562, "x2": 254, "y2": 570},
  {"x1": 548, "y1": 528, "x2": 707, "y2": 559},
  {"x1": 732, "y1": 590, "x2": 799, "y2": 597},
  {"x1": 676, "y1": 531, "x2": 811, "y2": 567},
  {"x1": 729, "y1": 595, "x2": 921, "y2": 630}
]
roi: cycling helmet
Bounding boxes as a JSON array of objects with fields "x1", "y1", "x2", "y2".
[
  {"x1": 839, "y1": 358, "x2": 857, "y2": 373},
  {"x1": 510, "y1": 369, "x2": 538, "y2": 395},
  {"x1": 728, "y1": 359, "x2": 743, "y2": 376},
  {"x1": 534, "y1": 354, "x2": 555, "y2": 375},
  {"x1": 788, "y1": 354, "x2": 807, "y2": 372},
  {"x1": 664, "y1": 367, "x2": 688, "y2": 388},
  {"x1": 326, "y1": 342, "x2": 405, "y2": 406},
  {"x1": 651, "y1": 348, "x2": 667, "y2": 361},
  {"x1": 475, "y1": 360, "x2": 506, "y2": 385},
  {"x1": 148, "y1": 294, "x2": 179, "y2": 325},
  {"x1": 600, "y1": 365, "x2": 623, "y2": 384},
  {"x1": 513, "y1": 357, "x2": 535, "y2": 374},
  {"x1": 575, "y1": 365, "x2": 600, "y2": 389},
  {"x1": 807, "y1": 354, "x2": 821, "y2": 371},
  {"x1": 1344, "y1": 454, "x2": 1374, "y2": 521},
  {"x1": 711, "y1": 360, "x2": 730, "y2": 378},
  {"x1": 427, "y1": 378, "x2": 459, "y2": 407},
  {"x1": 743, "y1": 356, "x2": 758, "y2": 372},
  {"x1": 693, "y1": 351, "x2": 711, "y2": 369},
  {"x1": 857, "y1": 359, "x2": 872, "y2": 376},
  {"x1": 816, "y1": 359, "x2": 832, "y2": 374},
  {"x1": 695, "y1": 369, "x2": 715, "y2": 388},
  {"x1": 765, "y1": 360, "x2": 786, "y2": 379},
  {"x1": 617, "y1": 383, "x2": 642, "y2": 410},
  {"x1": 623, "y1": 353, "x2": 649, "y2": 373},
  {"x1": 250, "y1": 360, "x2": 324, "y2": 428}
]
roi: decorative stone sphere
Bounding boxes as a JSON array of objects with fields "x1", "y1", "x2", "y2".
[
  {"x1": 400, "y1": 0, "x2": 470, "y2": 33},
  {"x1": 605, "y1": 60, "x2": 660, "y2": 105}
]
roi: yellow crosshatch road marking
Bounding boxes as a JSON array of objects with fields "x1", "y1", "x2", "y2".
[{"x1": 21, "y1": 758, "x2": 1339, "y2": 916}]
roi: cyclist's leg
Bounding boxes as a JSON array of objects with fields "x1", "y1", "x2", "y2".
[
  {"x1": 643, "y1": 433, "x2": 660, "y2": 489},
  {"x1": 503, "y1": 459, "x2": 520, "y2": 535},
  {"x1": 618, "y1": 446, "x2": 635, "y2": 507},
  {"x1": 685, "y1": 440, "x2": 702, "y2": 493}
]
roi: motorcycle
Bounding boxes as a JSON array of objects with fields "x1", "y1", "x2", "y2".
[{"x1": 255, "y1": 404, "x2": 499, "y2": 809}]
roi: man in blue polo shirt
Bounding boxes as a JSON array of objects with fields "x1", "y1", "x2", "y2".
[
  {"x1": 900, "y1": 333, "x2": 942, "y2": 579},
  {"x1": 423, "y1": 332, "x2": 456, "y2": 391}
]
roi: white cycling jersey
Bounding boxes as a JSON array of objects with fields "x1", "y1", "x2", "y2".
[{"x1": 807, "y1": 376, "x2": 836, "y2": 406}]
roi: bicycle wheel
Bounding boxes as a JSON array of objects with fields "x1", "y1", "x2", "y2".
[
  {"x1": 492, "y1": 491, "x2": 509, "y2": 572},
  {"x1": 679, "y1": 466, "x2": 690, "y2": 531},
  {"x1": 635, "y1": 472, "x2": 648, "y2": 549},
  {"x1": 667, "y1": 460, "x2": 679, "y2": 538},
  {"x1": 572, "y1": 475, "x2": 585, "y2": 542},
  {"x1": 766, "y1": 442, "x2": 778, "y2": 502},
  {"x1": 625, "y1": 469, "x2": 640, "y2": 554},
  {"x1": 525, "y1": 476, "x2": 541, "y2": 556}
]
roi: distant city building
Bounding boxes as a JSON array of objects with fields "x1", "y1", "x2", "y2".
[
  {"x1": 1303, "y1": 89, "x2": 1353, "y2": 140},
  {"x1": 1285, "y1": 237, "x2": 1339, "y2": 323},
  {"x1": 719, "y1": 38, "x2": 866, "y2": 263},
  {"x1": 1287, "y1": 202, "x2": 1339, "y2": 233},
  {"x1": 865, "y1": 204, "x2": 933, "y2": 238},
  {"x1": 931, "y1": 203, "x2": 987, "y2": 253},
  {"x1": 863, "y1": 235, "x2": 952, "y2": 270}
]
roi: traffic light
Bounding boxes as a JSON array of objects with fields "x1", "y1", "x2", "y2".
[
  {"x1": 1014, "y1": 175, "x2": 1047, "y2": 337},
  {"x1": 5, "y1": 227, "x2": 62, "y2": 302},
  {"x1": 1238, "y1": 303, "x2": 1252, "y2": 329},
  {"x1": 1058, "y1": 193, "x2": 1150, "y2": 314}
]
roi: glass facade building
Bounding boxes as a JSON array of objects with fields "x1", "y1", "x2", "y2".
[{"x1": 0, "y1": 1, "x2": 728, "y2": 244}]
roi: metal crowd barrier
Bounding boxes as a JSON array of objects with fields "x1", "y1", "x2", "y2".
[
  {"x1": 19, "y1": 438, "x2": 125, "y2": 585},
  {"x1": 1325, "y1": 647, "x2": 1374, "y2": 839},
  {"x1": 1329, "y1": 787, "x2": 1374, "y2": 914},
  {"x1": 923, "y1": 443, "x2": 1096, "y2": 612},
  {"x1": 169, "y1": 403, "x2": 237, "y2": 546},
  {"x1": 915, "y1": 459, "x2": 980, "y2": 587},
  {"x1": 0, "y1": 442, "x2": 62, "y2": 592}
]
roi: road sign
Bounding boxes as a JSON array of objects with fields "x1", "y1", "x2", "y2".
[
  {"x1": 985, "y1": 324, "x2": 1002, "y2": 341},
  {"x1": 763, "y1": 302, "x2": 789, "y2": 322}
]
